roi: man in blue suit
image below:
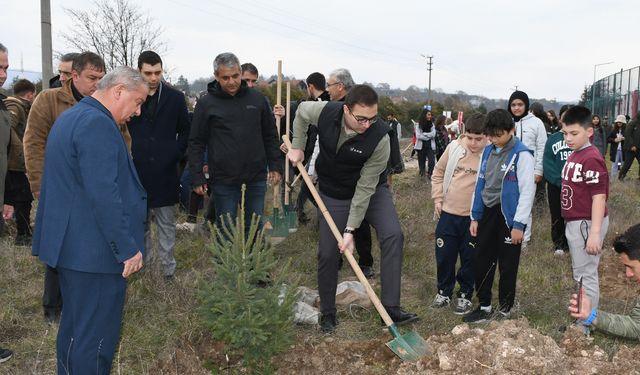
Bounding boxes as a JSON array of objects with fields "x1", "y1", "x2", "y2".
[{"x1": 32, "y1": 66, "x2": 148, "y2": 374}]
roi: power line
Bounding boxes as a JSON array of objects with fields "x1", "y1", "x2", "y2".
[{"x1": 164, "y1": 0, "x2": 423, "y2": 72}]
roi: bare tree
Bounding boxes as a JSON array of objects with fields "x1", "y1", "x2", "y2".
[{"x1": 60, "y1": 0, "x2": 165, "y2": 70}]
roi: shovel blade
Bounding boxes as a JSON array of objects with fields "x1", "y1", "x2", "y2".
[{"x1": 386, "y1": 330, "x2": 430, "y2": 362}]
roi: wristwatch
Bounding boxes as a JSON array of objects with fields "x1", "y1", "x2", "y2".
[{"x1": 344, "y1": 228, "x2": 355, "y2": 235}]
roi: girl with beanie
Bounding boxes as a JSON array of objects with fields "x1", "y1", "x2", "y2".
[{"x1": 508, "y1": 90, "x2": 548, "y2": 246}]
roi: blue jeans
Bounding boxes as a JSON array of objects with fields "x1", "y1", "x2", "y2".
[{"x1": 211, "y1": 180, "x2": 267, "y2": 235}]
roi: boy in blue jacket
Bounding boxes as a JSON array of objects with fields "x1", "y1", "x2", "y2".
[{"x1": 463, "y1": 109, "x2": 536, "y2": 323}]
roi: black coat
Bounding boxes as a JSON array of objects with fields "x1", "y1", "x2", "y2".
[
  {"x1": 128, "y1": 82, "x2": 190, "y2": 208},
  {"x1": 188, "y1": 80, "x2": 282, "y2": 187},
  {"x1": 607, "y1": 126, "x2": 625, "y2": 162}
]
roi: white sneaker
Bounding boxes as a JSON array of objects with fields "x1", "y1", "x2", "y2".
[
  {"x1": 453, "y1": 295, "x2": 473, "y2": 315},
  {"x1": 176, "y1": 222, "x2": 196, "y2": 232},
  {"x1": 554, "y1": 249, "x2": 565, "y2": 256},
  {"x1": 431, "y1": 292, "x2": 451, "y2": 308}
]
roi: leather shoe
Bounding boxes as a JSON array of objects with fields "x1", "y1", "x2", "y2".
[
  {"x1": 44, "y1": 310, "x2": 60, "y2": 325},
  {"x1": 319, "y1": 313, "x2": 337, "y2": 333},
  {"x1": 360, "y1": 265, "x2": 375, "y2": 279},
  {"x1": 383, "y1": 307, "x2": 419, "y2": 326}
]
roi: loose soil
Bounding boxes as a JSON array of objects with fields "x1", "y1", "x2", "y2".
[{"x1": 154, "y1": 318, "x2": 640, "y2": 374}]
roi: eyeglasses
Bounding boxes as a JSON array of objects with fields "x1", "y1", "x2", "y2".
[
  {"x1": 326, "y1": 82, "x2": 341, "y2": 88},
  {"x1": 349, "y1": 109, "x2": 378, "y2": 125}
]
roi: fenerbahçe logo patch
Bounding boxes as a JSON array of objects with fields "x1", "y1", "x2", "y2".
[{"x1": 436, "y1": 238, "x2": 444, "y2": 248}]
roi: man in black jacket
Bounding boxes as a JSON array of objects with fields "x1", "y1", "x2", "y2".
[
  {"x1": 189, "y1": 52, "x2": 281, "y2": 234},
  {"x1": 619, "y1": 113, "x2": 640, "y2": 181},
  {"x1": 128, "y1": 51, "x2": 190, "y2": 278}
]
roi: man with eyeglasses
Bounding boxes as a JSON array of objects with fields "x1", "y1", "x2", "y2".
[
  {"x1": 49, "y1": 53, "x2": 79, "y2": 88},
  {"x1": 287, "y1": 84, "x2": 418, "y2": 333}
]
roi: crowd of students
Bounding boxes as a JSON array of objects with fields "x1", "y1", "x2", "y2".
[
  {"x1": 2, "y1": 41, "x2": 640, "y2": 369},
  {"x1": 425, "y1": 92, "x2": 640, "y2": 337}
]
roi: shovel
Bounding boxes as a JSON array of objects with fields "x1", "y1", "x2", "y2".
[
  {"x1": 266, "y1": 60, "x2": 289, "y2": 238},
  {"x1": 282, "y1": 135, "x2": 429, "y2": 362},
  {"x1": 282, "y1": 82, "x2": 297, "y2": 233}
]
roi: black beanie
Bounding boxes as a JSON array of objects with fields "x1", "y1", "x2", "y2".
[{"x1": 508, "y1": 90, "x2": 530, "y2": 121}]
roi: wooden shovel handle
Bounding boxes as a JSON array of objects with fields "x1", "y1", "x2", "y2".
[
  {"x1": 282, "y1": 135, "x2": 395, "y2": 327},
  {"x1": 273, "y1": 61, "x2": 283, "y2": 209}
]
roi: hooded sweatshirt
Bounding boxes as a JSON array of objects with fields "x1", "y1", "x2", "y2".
[
  {"x1": 508, "y1": 91, "x2": 547, "y2": 177},
  {"x1": 188, "y1": 80, "x2": 282, "y2": 187}
]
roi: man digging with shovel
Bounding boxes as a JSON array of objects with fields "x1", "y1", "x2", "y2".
[{"x1": 287, "y1": 84, "x2": 418, "y2": 333}]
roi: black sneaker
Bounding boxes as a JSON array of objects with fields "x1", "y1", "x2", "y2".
[
  {"x1": 0, "y1": 347, "x2": 13, "y2": 363},
  {"x1": 298, "y1": 213, "x2": 310, "y2": 225},
  {"x1": 319, "y1": 313, "x2": 337, "y2": 333},
  {"x1": 14, "y1": 234, "x2": 32, "y2": 247},
  {"x1": 384, "y1": 307, "x2": 419, "y2": 326},
  {"x1": 493, "y1": 307, "x2": 511, "y2": 320},
  {"x1": 44, "y1": 310, "x2": 60, "y2": 325},
  {"x1": 462, "y1": 306, "x2": 492, "y2": 323},
  {"x1": 360, "y1": 265, "x2": 375, "y2": 279}
]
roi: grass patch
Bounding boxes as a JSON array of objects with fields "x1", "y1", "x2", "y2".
[{"x1": 1, "y1": 170, "x2": 640, "y2": 373}]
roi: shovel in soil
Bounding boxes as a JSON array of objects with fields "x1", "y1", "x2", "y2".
[
  {"x1": 282, "y1": 82, "x2": 298, "y2": 233},
  {"x1": 282, "y1": 136, "x2": 429, "y2": 362}
]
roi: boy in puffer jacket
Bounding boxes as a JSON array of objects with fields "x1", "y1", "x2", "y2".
[{"x1": 430, "y1": 113, "x2": 487, "y2": 315}]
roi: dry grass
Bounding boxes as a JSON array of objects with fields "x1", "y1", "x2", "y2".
[{"x1": 1, "y1": 166, "x2": 640, "y2": 373}]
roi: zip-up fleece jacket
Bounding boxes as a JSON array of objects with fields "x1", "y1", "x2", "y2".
[
  {"x1": 471, "y1": 138, "x2": 535, "y2": 231},
  {"x1": 188, "y1": 80, "x2": 282, "y2": 186},
  {"x1": 514, "y1": 112, "x2": 547, "y2": 177}
]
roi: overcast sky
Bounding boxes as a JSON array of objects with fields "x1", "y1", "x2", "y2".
[{"x1": 3, "y1": 0, "x2": 638, "y2": 101}]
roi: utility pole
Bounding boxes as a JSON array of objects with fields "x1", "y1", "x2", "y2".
[
  {"x1": 41, "y1": 0, "x2": 53, "y2": 89},
  {"x1": 421, "y1": 54, "x2": 434, "y2": 104}
]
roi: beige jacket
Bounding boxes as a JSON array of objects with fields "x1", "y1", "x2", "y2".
[
  {"x1": 24, "y1": 80, "x2": 132, "y2": 193},
  {"x1": 431, "y1": 137, "x2": 482, "y2": 217}
]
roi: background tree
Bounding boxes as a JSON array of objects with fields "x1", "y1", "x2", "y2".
[{"x1": 61, "y1": 0, "x2": 165, "y2": 70}]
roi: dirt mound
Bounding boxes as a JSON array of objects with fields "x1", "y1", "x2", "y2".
[
  {"x1": 153, "y1": 319, "x2": 640, "y2": 374},
  {"x1": 396, "y1": 319, "x2": 640, "y2": 374},
  {"x1": 274, "y1": 335, "x2": 403, "y2": 374}
]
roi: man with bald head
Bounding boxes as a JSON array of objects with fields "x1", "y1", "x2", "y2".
[{"x1": 33, "y1": 66, "x2": 148, "y2": 373}]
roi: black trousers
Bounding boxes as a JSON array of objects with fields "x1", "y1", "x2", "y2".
[
  {"x1": 474, "y1": 205, "x2": 522, "y2": 311},
  {"x1": 296, "y1": 181, "x2": 318, "y2": 217},
  {"x1": 187, "y1": 191, "x2": 203, "y2": 223},
  {"x1": 619, "y1": 149, "x2": 640, "y2": 179},
  {"x1": 547, "y1": 183, "x2": 568, "y2": 251},
  {"x1": 43, "y1": 265, "x2": 63, "y2": 315},
  {"x1": 354, "y1": 220, "x2": 373, "y2": 267},
  {"x1": 4, "y1": 171, "x2": 33, "y2": 236},
  {"x1": 417, "y1": 148, "x2": 435, "y2": 176},
  {"x1": 318, "y1": 185, "x2": 403, "y2": 315},
  {"x1": 14, "y1": 201, "x2": 32, "y2": 236}
]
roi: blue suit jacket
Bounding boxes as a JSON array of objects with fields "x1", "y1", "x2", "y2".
[{"x1": 32, "y1": 96, "x2": 147, "y2": 274}]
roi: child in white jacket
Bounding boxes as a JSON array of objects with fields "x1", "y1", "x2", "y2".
[{"x1": 508, "y1": 91, "x2": 547, "y2": 245}]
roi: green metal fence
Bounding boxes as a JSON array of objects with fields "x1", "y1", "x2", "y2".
[{"x1": 587, "y1": 66, "x2": 640, "y2": 121}]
